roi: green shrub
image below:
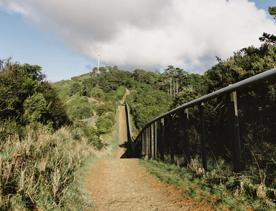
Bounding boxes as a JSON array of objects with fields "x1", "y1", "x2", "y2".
[
  {"x1": 69, "y1": 82, "x2": 81, "y2": 96},
  {"x1": 89, "y1": 87, "x2": 105, "y2": 100},
  {"x1": 95, "y1": 102, "x2": 115, "y2": 116},
  {"x1": 38, "y1": 82, "x2": 70, "y2": 129},
  {"x1": 66, "y1": 95, "x2": 93, "y2": 120},
  {"x1": 114, "y1": 86, "x2": 126, "y2": 101},
  {"x1": 81, "y1": 125, "x2": 104, "y2": 150},
  {"x1": 53, "y1": 80, "x2": 74, "y2": 101},
  {"x1": 96, "y1": 116, "x2": 114, "y2": 134},
  {"x1": 23, "y1": 93, "x2": 47, "y2": 123},
  {"x1": 128, "y1": 88, "x2": 172, "y2": 129}
]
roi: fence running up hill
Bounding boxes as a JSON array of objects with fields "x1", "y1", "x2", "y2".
[{"x1": 127, "y1": 68, "x2": 276, "y2": 176}]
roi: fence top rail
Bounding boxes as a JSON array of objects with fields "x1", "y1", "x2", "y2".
[
  {"x1": 125, "y1": 102, "x2": 133, "y2": 141},
  {"x1": 136, "y1": 68, "x2": 276, "y2": 135}
]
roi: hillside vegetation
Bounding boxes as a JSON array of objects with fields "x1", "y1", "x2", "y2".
[{"x1": 0, "y1": 61, "x2": 127, "y2": 210}]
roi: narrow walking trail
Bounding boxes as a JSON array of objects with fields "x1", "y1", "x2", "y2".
[{"x1": 85, "y1": 104, "x2": 205, "y2": 211}]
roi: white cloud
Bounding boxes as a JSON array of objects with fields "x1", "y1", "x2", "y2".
[
  {"x1": 1, "y1": 0, "x2": 276, "y2": 72},
  {"x1": 0, "y1": 0, "x2": 35, "y2": 19}
]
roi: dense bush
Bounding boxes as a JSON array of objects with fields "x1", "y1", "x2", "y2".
[
  {"x1": 127, "y1": 88, "x2": 172, "y2": 129},
  {"x1": 65, "y1": 95, "x2": 93, "y2": 120},
  {"x1": 53, "y1": 80, "x2": 74, "y2": 101},
  {"x1": 95, "y1": 103, "x2": 115, "y2": 116},
  {"x1": 96, "y1": 115, "x2": 114, "y2": 135},
  {"x1": 79, "y1": 124, "x2": 104, "y2": 150},
  {"x1": 69, "y1": 82, "x2": 81, "y2": 96},
  {"x1": 89, "y1": 87, "x2": 105, "y2": 100},
  {"x1": 23, "y1": 93, "x2": 47, "y2": 123}
]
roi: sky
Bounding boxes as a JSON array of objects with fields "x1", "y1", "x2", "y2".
[{"x1": 0, "y1": 0, "x2": 275, "y2": 81}]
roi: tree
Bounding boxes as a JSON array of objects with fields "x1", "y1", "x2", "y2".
[
  {"x1": 268, "y1": 6, "x2": 276, "y2": 18},
  {"x1": 132, "y1": 69, "x2": 160, "y2": 85},
  {"x1": 38, "y1": 82, "x2": 70, "y2": 129},
  {"x1": 203, "y1": 44, "x2": 276, "y2": 93},
  {"x1": 171, "y1": 87, "x2": 199, "y2": 108},
  {"x1": 259, "y1": 7, "x2": 276, "y2": 44},
  {"x1": 0, "y1": 61, "x2": 41, "y2": 123},
  {"x1": 127, "y1": 87, "x2": 172, "y2": 129},
  {"x1": 163, "y1": 66, "x2": 184, "y2": 97},
  {"x1": 0, "y1": 60, "x2": 69, "y2": 130}
]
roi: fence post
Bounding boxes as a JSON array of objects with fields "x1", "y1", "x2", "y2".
[
  {"x1": 169, "y1": 115, "x2": 175, "y2": 163},
  {"x1": 152, "y1": 123, "x2": 154, "y2": 159},
  {"x1": 159, "y1": 119, "x2": 165, "y2": 161},
  {"x1": 139, "y1": 135, "x2": 142, "y2": 157},
  {"x1": 156, "y1": 120, "x2": 159, "y2": 159},
  {"x1": 144, "y1": 131, "x2": 147, "y2": 158},
  {"x1": 143, "y1": 132, "x2": 146, "y2": 157},
  {"x1": 140, "y1": 134, "x2": 144, "y2": 157},
  {"x1": 154, "y1": 122, "x2": 157, "y2": 159},
  {"x1": 152, "y1": 124, "x2": 155, "y2": 159},
  {"x1": 156, "y1": 120, "x2": 160, "y2": 159},
  {"x1": 144, "y1": 130, "x2": 146, "y2": 158},
  {"x1": 163, "y1": 116, "x2": 169, "y2": 161},
  {"x1": 149, "y1": 125, "x2": 152, "y2": 159},
  {"x1": 146, "y1": 127, "x2": 149, "y2": 159},
  {"x1": 154, "y1": 121, "x2": 158, "y2": 159},
  {"x1": 148, "y1": 127, "x2": 151, "y2": 159},
  {"x1": 183, "y1": 108, "x2": 191, "y2": 163},
  {"x1": 230, "y1": 91, "x2": 242, "y2": 172},
  {"x1": 150, "y1": 123, "x2": 154, "y2": 159},
  {"x1": 199, "y1": 104, "x2": 207, "y2": 170}
]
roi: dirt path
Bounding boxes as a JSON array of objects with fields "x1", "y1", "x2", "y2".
[{"x1": 85, "y1": 105, "x2": 205, "y2": 211}]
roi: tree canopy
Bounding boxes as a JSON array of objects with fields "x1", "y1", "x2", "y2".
[{"x1": 0, "y1": 60, "x2": 70, "y2": 130}]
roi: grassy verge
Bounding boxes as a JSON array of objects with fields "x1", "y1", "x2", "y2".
[
  {"x1": 0, "y1": 109, "x2": 120, "y2": 211},
  {"x1": 59, "y1": 102, "x2": 122, "y2": 211},
  {"x1": 72, "y1": 104, "x2": 120, "y2": 208},
  {"x1": 61, "y1": 157, "x2": 96, "y2": 210},
  {"x1": 99, "y1": 105, "x2": 120, "y2": 156},
  {"x1": 140, "y1": 159, "x2": 275, "y2": 211},
  {"x1": 0, "y1": 126, "x2": 97, "y2": 210}
]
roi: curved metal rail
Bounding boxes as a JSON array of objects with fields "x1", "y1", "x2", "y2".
[{"x1": 131, "y1": 68, "x2": 276, "y2": 171}]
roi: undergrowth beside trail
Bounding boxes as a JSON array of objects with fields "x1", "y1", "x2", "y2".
[
  {"x1": 0, "y1": 101, "x2": 122, "y2": 211},
  {"x1": 140, "y1": 159, "x2": 276, "y2": 211},
  {"x1": 0, "y1": 126, "x2": 96, "y2": 210}
]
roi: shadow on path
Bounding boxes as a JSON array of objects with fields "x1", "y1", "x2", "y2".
[{"x1": 119, "y1": 141, "x2": 134, "y2": 158}]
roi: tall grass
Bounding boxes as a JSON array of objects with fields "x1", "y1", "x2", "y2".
[{"x1": 0, "y1": 126, "x2": 96, "y2": 210}]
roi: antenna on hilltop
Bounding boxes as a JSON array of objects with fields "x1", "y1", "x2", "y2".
[{"x1": 96, "y1": 52, "x2": 101, "y2": 74}]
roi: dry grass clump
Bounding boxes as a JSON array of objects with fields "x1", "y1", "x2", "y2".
[
  {"x1": 0, "y1": 126, "x2": 95, "y2": 210},
  {"x1": 188, "y1": 157, "x2": 205, "y2": 176}
]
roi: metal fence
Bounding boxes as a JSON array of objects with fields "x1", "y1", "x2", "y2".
[{"x1": 129, "y1": 68, "x2": 276, "y2": 175}]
